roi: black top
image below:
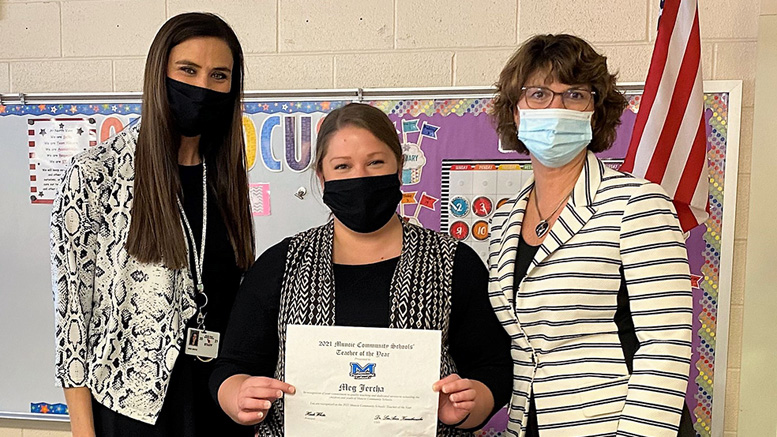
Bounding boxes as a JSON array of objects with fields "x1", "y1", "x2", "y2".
[
  {"x1": 210, "y1": 238, "x2": 513, "y2": 428},
  {"x1": 513, "y1": 236, "x2": 541, "y2": 292},
  {"x1": 179, "y1": 163, "x2": 244, "y2": 335},
  {"x1": 173, "y1": 163, "x2": 250, "y2": 435},
  {"x1": 512, "y1": 237, "x2": 541, "y2": 436},
  {"x1": 90, "y1": 164, "x2": 252, "y2": 437}
]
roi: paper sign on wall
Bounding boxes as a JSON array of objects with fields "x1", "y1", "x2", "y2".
[{"x1": 27, "y1": 117, "x2": 97, "y2": 204}]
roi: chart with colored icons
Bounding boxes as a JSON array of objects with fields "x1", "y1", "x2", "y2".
[
  {"x1": 442, "y1": 161, "x2": 535, "y2": 262},
  {"x1": 442, "y1": 160, "x2": 624, "y2": 263}
]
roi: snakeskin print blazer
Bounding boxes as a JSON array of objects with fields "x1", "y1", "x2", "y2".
[{"x1": 50, "y1": 122, "x2": 198, "y2": 424}]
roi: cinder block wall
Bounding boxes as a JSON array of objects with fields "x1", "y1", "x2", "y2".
[{"x1": 0, "y1": 1, "x2": 759, "y2": 436}]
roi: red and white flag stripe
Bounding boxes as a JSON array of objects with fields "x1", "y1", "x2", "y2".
[{"x1": 620, "y1": 0, "x2": 709, "y2": 232}]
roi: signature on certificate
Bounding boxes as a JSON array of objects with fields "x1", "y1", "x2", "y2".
[
  {"x1": 305, "y1": 411, "x2": 326, "y2": 417},
  {"x1": 374, "y1": 415, "x2": 423, "y2": 421}
]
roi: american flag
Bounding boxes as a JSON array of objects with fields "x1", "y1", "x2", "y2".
[{"x1": 620, "y1": 0, "x2": 709, "y2": 232}]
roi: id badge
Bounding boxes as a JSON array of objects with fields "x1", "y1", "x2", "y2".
[{"x1": 185, "y1": 327, "x2": 220, "y2": 359}]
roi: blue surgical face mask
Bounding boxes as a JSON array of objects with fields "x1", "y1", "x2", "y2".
[{"x1": 517, "y1": 108, "x2": 593, "y2": 168}]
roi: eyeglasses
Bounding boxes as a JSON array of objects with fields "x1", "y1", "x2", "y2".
[{"x1": 520, "y1": 86, "x2": 596, "y2": 110}]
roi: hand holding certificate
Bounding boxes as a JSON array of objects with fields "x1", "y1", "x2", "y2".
[{"x1": 284, "y1": 325, "x2": 443, "y2": 437}]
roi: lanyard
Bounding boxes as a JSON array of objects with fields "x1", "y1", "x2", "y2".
[{"x1": 176, "y1": 161, "x2": 208, "y2": 330}]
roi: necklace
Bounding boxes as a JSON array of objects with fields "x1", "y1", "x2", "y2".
[
  {"x1": 176, "y1": 162, "x2": 213, "y2": 362},
  {"x1": 532, "y1": 187, "x2": 573, "y2": 238}
]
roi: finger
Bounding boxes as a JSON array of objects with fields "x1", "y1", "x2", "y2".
[
  {"x1": 451, "y1": 400, "x2": 476, "y2": 412},
  {"x1": 440, "y1": 378, "x2": 472, "y2": 394},
  {"x1": 242, "y1": 387, "x2": 288, "y2": 401},
  {"x1": 432, "y1": 374, "x2": 461, "y2": 391},
  {"x1": 448, "y1": 388, "x2": 476, "y2": 403},
  {"x1": 246, "y1": 377, "x2": 297, "y2": 394},
  {"x1": 236, "y1": 410, "x2": 266, "y2": 426},
  {"x1": 242, "y1": 385, "x2": 284, "y2": 399},
  {"x1": 237, "y1": 398, "x2": 273, "y2": 412}
]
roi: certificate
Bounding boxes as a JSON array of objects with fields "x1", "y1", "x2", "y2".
[{"x1": 284, "y1": 324, "x2": 442, "y2": 437}]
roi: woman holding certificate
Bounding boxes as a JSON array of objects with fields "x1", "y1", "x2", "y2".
[
  {"x1": 212, "y1": 103, "x2": 512, "y2": 435},
  {"x1": 51, "y1": 13, "x2": 255, "y2": 437},
  {"x1": 489, "y1": 34, "x2": 694, "y2": 436}
]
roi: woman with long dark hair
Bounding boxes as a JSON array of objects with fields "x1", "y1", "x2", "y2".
[{"x1": 51, "y1": 13, "x2": 254, "y2": 437}]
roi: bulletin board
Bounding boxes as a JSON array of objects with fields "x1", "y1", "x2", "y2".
[{"x1": 0, "y1": 82, "x2": 741, "y2": 437}]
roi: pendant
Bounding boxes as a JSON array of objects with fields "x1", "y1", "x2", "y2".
[{"x1": 535, "y1": 220, "x2": 549, "y2": 238}]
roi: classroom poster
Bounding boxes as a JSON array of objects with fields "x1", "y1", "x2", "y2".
[
  {"x1": 26, "y1": 117, "x2": 95, "y2": 204},
  {"x1": 11, "y1": 104, "x2": 141, "y2": 204}
]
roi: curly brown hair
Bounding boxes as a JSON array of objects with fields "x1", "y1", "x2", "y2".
[{"x1": 491, "y1": 34, "x2": 628, "y2": 153}]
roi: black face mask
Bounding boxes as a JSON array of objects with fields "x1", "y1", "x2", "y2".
[
  {"x1": 322, "y1": 174, "x2": 403, "y2": 234},
  {"x1": 166, "y1": 77, "x2": 234, "y2": 137}
]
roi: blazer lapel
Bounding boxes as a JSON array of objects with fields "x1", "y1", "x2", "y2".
[
  {"x1": 488, "y1": 180, "x2": 533, "y2": 338},
  {"x1": 528, "y1": 151, "x2": 602, "y2": 272}
]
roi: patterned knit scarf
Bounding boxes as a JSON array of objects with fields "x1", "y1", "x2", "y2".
[{"x1": 257, "y1": 218, "x2": 472, "y2": 436}]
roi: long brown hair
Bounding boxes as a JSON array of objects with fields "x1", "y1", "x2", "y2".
[
  {"x1": 314, "y1": 103, "x2": 403, "y2": 178},
  {"x1": 492, "y1": 34, "x2": 628, "y2": 153},
  {"x1": 127, "y1": 12, "x2": 254, "y2": 270}
]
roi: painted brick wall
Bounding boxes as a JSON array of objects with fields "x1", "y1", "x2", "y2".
[{"x1": 0, "y1": 1, "x2": 759, "y2": 435}]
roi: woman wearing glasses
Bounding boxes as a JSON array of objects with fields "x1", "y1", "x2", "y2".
[{"x1": 489, "y1": 34, "x2": 694, "y2": 436}]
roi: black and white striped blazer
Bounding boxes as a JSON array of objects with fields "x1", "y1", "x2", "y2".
[{"x1": 488, "y1": 151, "x2": 692, "y2": 436}]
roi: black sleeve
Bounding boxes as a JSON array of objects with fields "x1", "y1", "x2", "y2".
[
  {"x1": 447, "y1": 242, "x2": 513, "y2": 428},
  {"x1": 208, "y1": 238, "x2": 290, "y2": 402}
]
